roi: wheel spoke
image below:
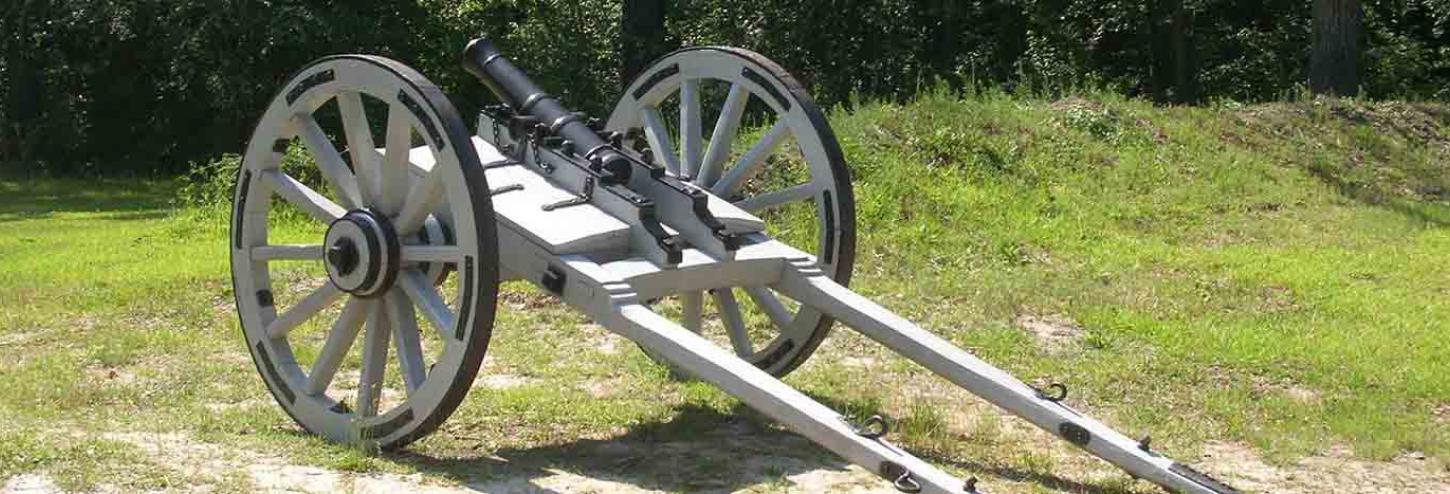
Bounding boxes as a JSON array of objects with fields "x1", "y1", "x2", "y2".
[
  {"x1": 735, "y1": 182, "x2": 816, "y2": 213},
  {"x1": 337, "y1": 91, "x2": 380, "y2": 206},
  {"x1": 262, "y1": 170, "x2": 346, "y2": 223},
  {"x1": 295, "y1": 113, "x2": 363, "y2": 209},
  {"x1": 600, "y1": 54, "x2": 852, "y2": 376},
  {"x1": 697, "y1": 84, "x2": 749, "y2": 187},
  {"x1": 356, "y1": 302, "x2": 391, "y2": 418},
  {"x1": 399, "y1": 269, "x2": 456, "y2": 341},
  {"x1": 679, "y1": 78, "x2": 703, "y2": 179},
  {"x1": 681, "y1": 291, "x2": 703, "y2": 333},
  {"x1": 392, "y1": 166, "x2": 443, "y2": 236},
  {"x1": 266, "y1": 282, "x2": 343, "y2": 338},
  {"x1": 640, "y1": 107, "x2": 681, "y2": 175},
  {"x1": 380, "y1": 101, "x2": 414, "y2": 215},
  {"x1": 306, "y1": 297, "x2": 370, "y2": 396},
  {"x1": 714, "y1": 289, "x2": 753, "y2": 358},
  {"x1": 401, "y1": 245, "x2": 461, "y2": 264},
  {"x1": 384, "y1": 290, "x2": 428, "y2": 394},
  {"x1": 252, "y1": 244, "x2": 323, "y2": 261},
  {"x1": 745, "y1": 286, "x2": 794, "y2": 331},
  {"x1": 711, "y1": 119, "x2": 791, "y2": 196}
]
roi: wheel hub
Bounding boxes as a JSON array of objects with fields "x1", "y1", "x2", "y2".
[
  {"x1": 414, "y1": 215, "x2": 453, "y2": 285},
  {"x1": 323, "y1": 209, "x2": 401, "y2": 298}
]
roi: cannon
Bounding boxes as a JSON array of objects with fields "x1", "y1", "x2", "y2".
[{"x1": 229, "y1": 39, "x2": 1240, "y2": 494}]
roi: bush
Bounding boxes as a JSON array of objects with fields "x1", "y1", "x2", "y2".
[
  {"x1": 173, "y1": 144, "x2": 324, "y2": 211},
  {"x1": 174, "y1": 154, "x2": 242, "y2": 211}
]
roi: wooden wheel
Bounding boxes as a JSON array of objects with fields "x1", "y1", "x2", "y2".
[
  {"x1": 230, "y1": 55, "x2": 498, "y2": 449},
  {"x1": 607, "y1": 47, "x2": 856, "y2": 377}
]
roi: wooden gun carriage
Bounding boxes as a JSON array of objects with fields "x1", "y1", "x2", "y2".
[{"x1": 229, "y1": 38, "x2": 1239, "y2": 494}]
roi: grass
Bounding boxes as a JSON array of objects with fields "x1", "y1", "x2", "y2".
[
  {"x1": 831, "y1": 93, "x2": 1450, "y2": 464},
  {"x1": 1, "y1": 92, "x2": 1448, "y2": 492}
]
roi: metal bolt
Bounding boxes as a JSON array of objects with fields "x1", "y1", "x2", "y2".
[{"x1": 327, "y1": 238, "x2": 359, "y2": 275}]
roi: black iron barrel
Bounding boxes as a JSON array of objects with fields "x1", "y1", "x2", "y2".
[{"x1": 463, "y1": 38, "x2": 633, "y2": 183}]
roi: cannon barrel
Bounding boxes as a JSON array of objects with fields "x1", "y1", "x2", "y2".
[{"x1": 463, "y1": 38, "x2": 632, "y2": 183}]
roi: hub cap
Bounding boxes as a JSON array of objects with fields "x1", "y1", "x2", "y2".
[{"x1": 324, "y1": 209, "x2": 400, "y2": 297}]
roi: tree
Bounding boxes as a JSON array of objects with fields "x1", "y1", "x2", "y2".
[
  {"x1": 1169, "y1": 0, "x2": 1196, "y2": 102},
  {"x1": 1, "y1": 0, "x2": 40, "y2": 170},
  {"x1": 1310, "y1": 0, "x2": 1362, "y2": 96},
  {"x1": 620, "y1": 0, "x2": 669, "y2": 87}
]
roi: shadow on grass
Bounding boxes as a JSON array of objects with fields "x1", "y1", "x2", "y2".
[
  {"x1": 0, "y1": 178, "x2": 177, "y2": 222},
  {"x1": 388, "y1": 403, "x2": 842, "y2": 493},
  {"x1": 933, "y1": 458, "x2": 1139, "y2": 494},
  {"x1": 387, "y1": 399, "x2": 1138, "y2": 494},
  {"x1": 1303, "y1": 161, "x2": 1450, "y2": 227}
]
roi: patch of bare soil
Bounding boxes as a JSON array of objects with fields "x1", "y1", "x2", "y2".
[
  {"x1": 473, "y1": 354, "x2": 540, "y2": 390},
  {"x1": 12, "y1": 420, "x2": 1447, "y2": 494},
  {"x1": 9, "y1": 427, "x2": 887, "y2": 494},
  {"x1": 1014, "y1": 314, "x2": 1085, "y2": 353},
  {"x1": 775, "y1": 469, "x2": 891, "y2": 493},
  {"x1": 577, "y1": 375, "x2": 628, "y2": 398},
  {"x1": 0, "y1": 330, "x2": 39, "y2": 349},
  {"x1": 466, "y1": 471, "x2": 669, "y2": 493},
  {"x1": 581, "y1": 323, "x2": 623, "y2": 355},
  {"x1": 1195, "y1": 442, "x2": 1450, "y2": 494},
  {"x1": 100, "y1": 432, "x2": 463, "y2": 493},
  {"x1": 1250, "y1": 378, "x2": 1320, "y2": 404},
  {"x1": 478, "y1": 373, "x2": 539, "y2": 390},
  {"x1": 2, "y1": 475, "x2": 61, "y2": 494},
  {"x1": 463, "y1": 455, "x2": 877, "y2": 494}
]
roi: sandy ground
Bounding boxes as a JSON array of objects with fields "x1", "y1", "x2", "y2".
[
  {"x1": 5, "y1": 316, "x2": 1446, "y2": 493},
  {"x1": 5, "y1": 425, "x2": 1448, "y2": 494}
]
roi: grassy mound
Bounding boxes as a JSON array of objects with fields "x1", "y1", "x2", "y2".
[{"x1": 829, "y1": 93, "x2": 1450, "y2": 461}]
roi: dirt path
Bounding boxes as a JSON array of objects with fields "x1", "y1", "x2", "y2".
[
  {"x1": 1194, "y1": 442, "x2": 1450, "y2": 494},
  {"x1": 4, "y1": 428, "x2": 1448, "y2": 493}
]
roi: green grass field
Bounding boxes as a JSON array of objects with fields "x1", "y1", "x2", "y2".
[{"x1": 2, "y1": 94, "x2": 1447, "y2": 493}]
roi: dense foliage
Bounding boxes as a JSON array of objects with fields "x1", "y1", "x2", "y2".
[{"x1": 2, "y1": 0, "x2": 1447, "y2": 176}]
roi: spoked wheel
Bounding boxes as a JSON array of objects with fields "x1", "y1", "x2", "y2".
[
  {"x1": 230, "y1": 55, "x2": 498, "y2": 449},
  {"x1": 607, "y1": 47, "x2": 856, "y2": 377}
]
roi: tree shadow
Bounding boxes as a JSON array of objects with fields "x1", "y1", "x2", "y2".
[
  {"x1": 1302, "y1": 164, "x2": 1450, "y2": 227},
  {"x1": 387, "y1": 397, "x2": 1140, "y2": 494},
  {"x1": 0, "y1": 178, "x2": 177, "y2": 222}
]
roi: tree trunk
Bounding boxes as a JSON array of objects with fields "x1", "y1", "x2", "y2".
[
  {"x1": 620, "y1": 0, "x2": 668, "y2": 88},
  {"x1": 2, "y1": 0, "x2": 37, "y2": 166},
  {"x1": 991, "y1": 2, "x2": 1027, "y2": 91},
  {"x1": 1310, "y1": 0, "x2": 1362, "y2": 96},
  {"x1": 1169, "y1": 0, "x2": 1196, "y2": 103}
]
